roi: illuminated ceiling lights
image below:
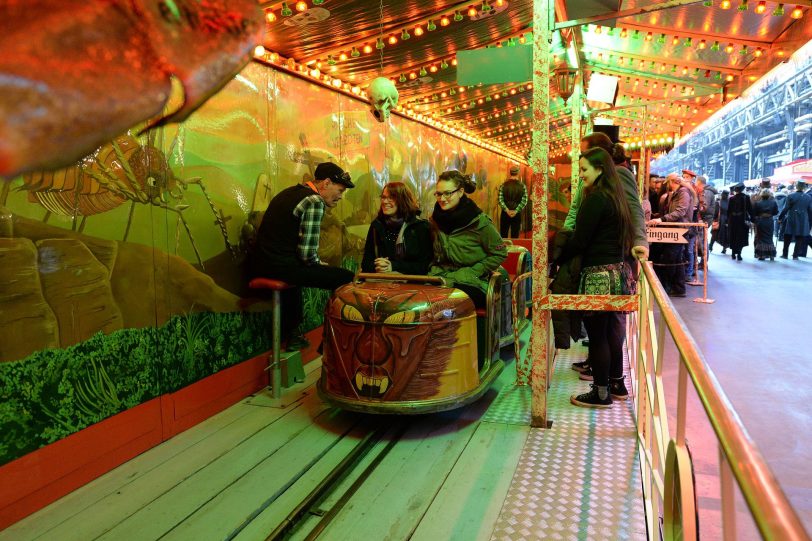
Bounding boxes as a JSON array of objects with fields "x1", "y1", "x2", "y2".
[
  {"x1": 755, "y1": 0, "x2": 767, "y2": 13},
  {"x1": 720, "y1": 0, "x2": 731, "y2": 8},
  {"x1": 773, "y1": 3, "x2": 785, "y2": 15},
  {"x1": 790, "y1": 5, "x2": 804, "y2": 17}
]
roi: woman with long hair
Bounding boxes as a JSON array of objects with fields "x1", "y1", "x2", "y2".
[
  {"x1": 428, "y1": 170, "x2": 507, "y2": 309},
  {"x1": 556, "y1": 148, "x2": 635, "y2": 408},
  {"x1": 361, "y1": 182, "x2": 432, "y2": 274}
]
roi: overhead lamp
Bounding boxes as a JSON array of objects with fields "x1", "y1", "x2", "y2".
[
  {"x1": 419, "y1": 67, "x2": 427, "y2": 76},
  {"x1": 698, "y1": 39, "x2": 707, "y2": 49},
  {"x1": 414, "y1": 26, "x2": 424, "y2": 36},
  {"x1": 552, "y1": 65, "x2": 578, "y2": 104},
  {"x1": 398, "y1": 74, "x2": 406, "y2": 83},
  {"x1": 620, "y1": 28, "x2": 628, "y2": 38},
  {"x1": 672, "y1": 35, "x2": 680, "y2": 45},
  {"x1": 755, "y1": 1, "x2": 767, "y2": 13},
  {"x1": 754, "y1": 47, "x2": 764, "y2": 57},
  {"x1": 720, "y1": 0, "x2": 731, "y2": 7},
  {"x1": 725, "y1": 43, "x2": 735, "y2": 53},
  {"x1": 454, "y1": 11, "x2": 463, "y2": 21},
  {"x1": 388, "y1": 35, "x2": 398, "y2": 45},
  {"x1": 401, "y1": 29, "x2": 410, "y2": 40},
  {"x1": 646, "y1": 31, "x2": 653, "y2": 41},
  {"x1": 685, "y1": 37, "x2": 693, "y2": 47},
  {"x1": 773, "y1": 3, "x2": 785, "y2": 15},
  {"x1": 376, "y1": 37, "x2": 385, "y2": 49},
  {"x1": 281, "y1": 2, "x2": 293, "y2": 16},
  {"x1": 351, "y1": 46, "x2": 360, "y2": 57},
  {"x1": 481, "y1": 0, "x2": 492, "y2": 12},
  {"x1": 710, "y1": 40, "x2": 721, "y2": 51},
  {"x1": 440, "y1": 15, "x2": 450, "y2": 26},
  {"x1": 738, "y1": 0, "x2": 748, "y2": 11},
  {"x1": 739, "y1": 45, "x2": 748, "y2": 54},
  {"x1": 790, "y1": 5, "x2": 803, "y2": 17},
  {"x1": 703, "y1": 0, "x2": 713, "y2": 5},
  {"x1": 441, "y1": 59, "x2": 449, "y2": 69},
  {"x1": 427, "y1": 20, "x2": 437, "y2": 31},
  {"x1": 363, "y1": 44, "x2": 373, "y2": 54},
  {"x1": 657, "y1": 33, "x2": 666, "y2": 44}
]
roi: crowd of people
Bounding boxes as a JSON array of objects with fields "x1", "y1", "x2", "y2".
[{"x1": 645, "y1": 171, "x2": 812, "y2": 297}]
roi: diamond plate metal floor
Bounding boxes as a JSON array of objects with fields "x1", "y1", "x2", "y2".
[{"x1": 488, "y1": 346, "x2": 648, "y2": 541}]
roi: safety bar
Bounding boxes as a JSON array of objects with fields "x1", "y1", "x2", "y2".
[
  {"x1": 355, "y1": 273, "x2": 444, "y2": 284},
  {"x1": 636, "y1": 261, "x2": 809, "y2": 540}
]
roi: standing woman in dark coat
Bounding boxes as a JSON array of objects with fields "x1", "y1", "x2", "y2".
[
  {"x1": 726, "y1": 183, "x2": 753, "y2": 261},
  {"x1": 778, "y1": 180, "x2": 812, "y2": 259},
  {"x1": 361, "y1": 182, "x2": 433, "y2": 274},
  {"x1": 752, "y1": 189, "x2": 779, "y2": 261},
  {"x1": 709, "y1": 189, "x2": 730, "y2": 253}
]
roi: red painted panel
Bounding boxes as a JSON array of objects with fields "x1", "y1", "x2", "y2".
[{"x1": 0, "y1": 349, "x2": 277, "y2": 529}]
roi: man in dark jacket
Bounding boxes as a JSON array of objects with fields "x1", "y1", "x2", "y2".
[
  {"x1": 649, "y1": 174, "x2": 693, "y2": 296},
  {"x1": 498, "y1": 165, "x2": 528, "y2": 238},
  {"x1": 779, "y1": 180, "x2": 812, "y2": 259},
  {"x1": 252, "y1": 162, "x2": 356, "y2": 346},
  {"x1": 695, "y1": 176, "x2": 718, "y2": 269}
]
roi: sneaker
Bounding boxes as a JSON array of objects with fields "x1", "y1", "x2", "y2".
[
  {"x1": 571, "y1": 360, "x2": 590, "y2": 373},
  {"x1": 570, "y1": 385, "x2": 612, "y2": 408},
  {"x1": 578, "y1": 367, "x2": 593, "y2": 381},
  {"x1": 610, "y1": 377, "x2": 629, "y2": 400}
]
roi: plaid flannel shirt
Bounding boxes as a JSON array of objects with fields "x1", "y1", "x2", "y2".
[{"x1": 294, "y1": 193, "x2": 325, "y2": 265}]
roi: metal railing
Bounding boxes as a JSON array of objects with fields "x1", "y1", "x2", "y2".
[{"x1": 629, "y1": 261, "x2": 810, "y2": 540}]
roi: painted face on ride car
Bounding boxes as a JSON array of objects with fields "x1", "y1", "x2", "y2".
[
  {"x1": 434, "y1": 180, "x2": 463, "y2": 210},
  {"x1": 380, "y1": 188, "x2": 397, "y2": 216},
  {"x1": 579, "y1": 157, "x2": 602, "y2": 188}
]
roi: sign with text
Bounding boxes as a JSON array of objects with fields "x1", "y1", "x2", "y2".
[{"x1": 647, "y1": 226, "x2": 688, "y2": 244}]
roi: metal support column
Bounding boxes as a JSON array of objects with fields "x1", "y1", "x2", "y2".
[{"x1": 530, "y1": 0, "x2": 552, "y2": 428}]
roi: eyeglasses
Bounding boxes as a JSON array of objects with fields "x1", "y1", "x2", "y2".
[
  {"x1": 380, "y1": 194, "x2": 394, "y2": 201},
  {"x1": 434, "y1": 187, "x2": 462, "y2": 199}
]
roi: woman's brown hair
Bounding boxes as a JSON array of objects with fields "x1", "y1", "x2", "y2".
[
  {"x1": 437, "y1": 170, "x2": 476, "y2": 194},
  {"x1": 378, "y1": 182, "x2": 420, "y2": 220}
]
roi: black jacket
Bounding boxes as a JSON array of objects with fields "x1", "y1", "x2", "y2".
[{"x1": 361, "y1": 216, "x2": 433, "y2": 275}]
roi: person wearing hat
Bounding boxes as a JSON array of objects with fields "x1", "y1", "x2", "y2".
[
  {"x1": 251, "y1": 162, "x2": 356, "y2": 348},
  {"x1": 778, "y1": 179, "x2": 812, "y2": 260},
  {"x1": 497, "y1": 164, "x2": 528, "y2": 238},
  {"x1": 726, "y1": 182, "x2": 753, "y2": 261},
  {"x1": 682, "y1": 169, "x2": 697, "y2": 183}
]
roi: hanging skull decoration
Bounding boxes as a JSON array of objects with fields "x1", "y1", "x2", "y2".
[{"x1": 368, "y1": 77, "x2": 399, "y2": 123}]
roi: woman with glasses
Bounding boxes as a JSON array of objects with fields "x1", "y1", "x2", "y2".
[
  {"x1": 556, "y1": 148, "x2": 635, "y2": 408},
  {"x1": 361, "y1": 182, "x2": 432, "y2": 274},
  {"x1": 428, "y1": 170, "x2": 507, "y2": 308}
]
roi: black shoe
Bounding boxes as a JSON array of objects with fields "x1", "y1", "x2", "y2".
[
  {"x1": 285, "y1": 334, "x2": 310, "y2": 352},
  {"x1": 722, "y1": 248, "x2": 727, "y2": 254},
  {"x1": 571, "y1": 360, "x2": 590, "y2": 373},
  {"x1": 610, "y1": 377, "x2": 629, "y2": 400},
  {"x1": 793, "y1": 256, "x2": 800, "y2": 260},
  {"x1": 731, "y1": 254, "x2": 736, "y2": 260},
  {"x1": 737, "y1": 254, "x2": 743, "y2": 261},
  {"x1": 571, "y1": 385, "x2": 612, "y2": 408},
  {"x1": 780, "y1": 255, "x2": 789, "y2": 259},
  {"x1": 578, "y1": 367, "x2": 593, "y2": 381}
]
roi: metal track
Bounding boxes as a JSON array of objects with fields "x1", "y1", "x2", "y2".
[{"x1": 265, "y1": 420, "x2": 409, "y2": 541}]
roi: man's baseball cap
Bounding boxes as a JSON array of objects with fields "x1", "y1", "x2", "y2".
[
  {"x1": 509, "y1": 165, "x2": 520, "y2": 175},
  {"x1": 315, "y1": 162, "x2": 354, "y2": 188}
]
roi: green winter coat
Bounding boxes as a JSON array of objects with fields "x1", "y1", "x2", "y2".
[{"x1": 428, "y1": 213, "x2": 508, "y2": 293}]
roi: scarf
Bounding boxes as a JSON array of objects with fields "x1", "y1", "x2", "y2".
[
  {"x1": 383, "y1": 216, "x2": 406, "y2": 257},
  {"x1": 431, "y1": 195, "x2": 482, "y2": 235}
]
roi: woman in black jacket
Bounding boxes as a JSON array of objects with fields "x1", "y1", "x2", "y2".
[{"x1": 361, "y1": 182, "x2": 432, "y2": 274}]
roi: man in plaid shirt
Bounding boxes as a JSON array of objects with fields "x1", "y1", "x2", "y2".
[{"x1": 253, "y1": 162, "x2": 355, "y2": 348}]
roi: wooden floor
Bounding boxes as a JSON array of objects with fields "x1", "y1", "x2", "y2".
[{"x1": 1, "y1": 359, "x2": 530, "y2": 541}]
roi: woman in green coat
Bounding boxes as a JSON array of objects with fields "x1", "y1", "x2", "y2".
[{"x1": 428, "y1": 170, "x2": 507, "y2": 308}]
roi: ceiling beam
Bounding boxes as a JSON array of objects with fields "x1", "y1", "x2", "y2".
[
  {"x1": 554, "y1": 0, "x2": 705, "y2": 30},
  {"x1": 618, "y1": 22, "x2": 771, "y2": 49},
  {"x1": 582, "y1": 48, "x2": 744, "y2": 75}
]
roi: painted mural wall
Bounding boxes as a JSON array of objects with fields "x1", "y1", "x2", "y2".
[{"x1": 0, "y1": 61, "x2": 518, "y2": 466}]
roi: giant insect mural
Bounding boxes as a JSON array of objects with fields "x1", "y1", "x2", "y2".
[
  {"x1": 0, "y1": 0, "x2": 264, "y2": 178},
  {"x1": 18, "y1": 133, "x2": 235, "y2": 267}
]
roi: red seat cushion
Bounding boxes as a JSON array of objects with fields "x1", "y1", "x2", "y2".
[
  {"x1": 248, "y1": 278, "x2": 294, "y2": 291},
  {"x1": 502, "y1": 251, "x2": 521, "y2": 278},
  {"x1": 509, "y1": 238, "x2": 532, "y2": 252}
]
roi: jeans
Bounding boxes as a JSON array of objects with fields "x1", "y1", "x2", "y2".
[{"x1": 500, "y1": 210, "x2": 522, "y2": 238}]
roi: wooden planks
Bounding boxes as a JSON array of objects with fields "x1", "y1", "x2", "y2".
[
  {"x1": 410, "y1": 422, "x2": 529, "y2": 541},
  {"x1": 94, "y1": 399, "x2": 331, "y2": 541}
]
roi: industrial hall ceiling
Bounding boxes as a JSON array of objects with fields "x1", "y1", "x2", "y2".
[{"x1": 256, "y1": 0, "x2": 812, "y2": 161}]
